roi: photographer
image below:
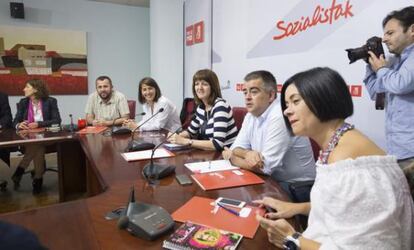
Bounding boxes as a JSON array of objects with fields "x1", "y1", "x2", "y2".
[{"x1": 364, "y1": 6, "x2": 414, "y2": 170}]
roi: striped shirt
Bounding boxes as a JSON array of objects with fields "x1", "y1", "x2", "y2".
[{"x1": 187, "y1": 98, "x2": 238, "y2": 151}]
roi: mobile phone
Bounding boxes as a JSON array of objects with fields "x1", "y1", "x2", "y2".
[
  {"x1": 215, "y1": 197, "x2": 246, "y2": 208},
  {"x1": 104, "y1": 207, "x2": 125, "y2": 220},
  {"x1": 175, "y1": 174, "x2": 193, "y2": 185}
]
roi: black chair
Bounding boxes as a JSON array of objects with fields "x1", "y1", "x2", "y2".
[{"x1": 19, "y1": 145, "x2": 58, "y2": 178}]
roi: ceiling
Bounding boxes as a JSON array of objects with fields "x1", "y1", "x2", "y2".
[{"x1": 89, "y1": 0, "x2": 150, "y2": 7}]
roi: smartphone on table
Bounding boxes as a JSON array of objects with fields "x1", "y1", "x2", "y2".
[
  {"x1": 215, "y1": 197, "x2": 246, "y2": 208},
  {"x1": 175, "y1": 174, "x2": 193, "y2": 185}
]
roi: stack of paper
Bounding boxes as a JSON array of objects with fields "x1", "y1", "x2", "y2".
[
  {"x1": 185, "y1": 159, "x2": 239, "y2": 173},
  {"x1": 121, "y1": 148, "x2": 174, "y2": 162}
]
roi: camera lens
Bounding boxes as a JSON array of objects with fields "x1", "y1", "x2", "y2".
[{"x1": 346, "y1": 46, "x2": 368, "y2": 64}]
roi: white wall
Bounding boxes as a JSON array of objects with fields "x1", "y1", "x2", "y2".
[
  {"x1": 209, "y1": 0, "x2": 412, "y2": 150},
  {"x1": 0, "y1": 0, "x2": 150, "y2": 123},
  {"x1": 150, "y1": 0, "x2": 184, "y2": 111}
]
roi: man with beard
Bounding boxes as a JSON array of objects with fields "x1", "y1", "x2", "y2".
[
  {"x1": 364, "y1": 6, "x2": 414, "y2": 169},
  {"x1": 85, "y1": 76, "x2": 130, "y2": 126}
]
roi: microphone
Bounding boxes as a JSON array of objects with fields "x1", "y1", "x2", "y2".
[
  {"x1": 111, "y1": 112, "x2": 146, "y2": 135},
  {"x1": 141, "y1": 124, "x2": 187, "y2": 182},
  {"x1": 117, "y1": 216, "x2": 129, "y2": 230},
  {"x1": 117, "y1": 186, "x2": 136, "y2": 229},
  {"x1": 116, "y1": 186, "x2": 175, "y2": 240},
  {"x1": 125, "y1": 108, "x2": 165, "y2": 152}
]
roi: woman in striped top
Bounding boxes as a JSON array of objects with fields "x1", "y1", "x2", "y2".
[{"x1": 168, "y1": 69, "x2": 238, "y2": 151}]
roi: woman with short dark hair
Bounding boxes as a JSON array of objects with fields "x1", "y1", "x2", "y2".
[
  {"x1": 12, "y1": 79, "x2": 61, "y2": 194},
  {"x1": 124, "y1": 77, "x2": 180, "y2": 132},
  {"x1": 168, "y1": 69, "x2": 238, "y2": 151},
  {"x1": 255, "y1": 67, "x2": 413, "y2": 249}
]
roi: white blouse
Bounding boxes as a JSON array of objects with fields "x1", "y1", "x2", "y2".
[
  {"x1": 32, "y1": 102, "x2": 43, "y2": 122},
  {"x1": 303, "y1": 155, "x2": 414, "y2": 250},
  {"x1": 139, "y1": 96, "x2": 181, "y2": 132}
]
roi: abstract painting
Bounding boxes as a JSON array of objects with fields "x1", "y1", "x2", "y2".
[{"x1": 0, "y1": 25, "x2": 87, "y2": 95}]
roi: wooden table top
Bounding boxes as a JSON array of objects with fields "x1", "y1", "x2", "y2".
[
  {"x1": 0, "y1": 128, "x2": 76, "y2": 148},
  {"x1": 0, "y1": 129, "x2": 290, "y2": 249}
]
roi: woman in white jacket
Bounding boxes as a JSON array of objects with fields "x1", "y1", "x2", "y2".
[{"x1": 124, "y1": 77, "x2": 180, "y2": 132}]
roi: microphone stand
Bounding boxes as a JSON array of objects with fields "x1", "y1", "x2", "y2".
[
  {"x1": 111, "y1": 112, "x2": 146, "y2": 135},
  {"x1": 125, "y1": 108, "x2": 165, "y2": 152},
  {"x1": 142, "y1": 126, "x2": 184, "y2": 183},
  {"x1": 117, "y1": 186, "x2": 136, "y2": 229},
  {"x1": 69, "y1": 114, "x2": 74, "y2": 132}
]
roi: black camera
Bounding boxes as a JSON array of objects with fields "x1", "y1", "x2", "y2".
[{"x1": 345, "y1": 36, "x2": 384, "y2": 64}]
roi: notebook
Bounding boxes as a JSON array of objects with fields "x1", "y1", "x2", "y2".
[
  {"x1": 172, "y1": 196, "x2": 264, "y2": 238},
  {"x1": 191, "y1": 169, "x2": 264, "y2": 191},
  {"x1": 163, "y1": 221, "x2": 243, "y2": 250}
]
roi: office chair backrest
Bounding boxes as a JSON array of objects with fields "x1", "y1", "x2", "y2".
[
  {"x1": 180, "y1": 98, "x2": 196, "y2": 129},
  {"x1": 127, "y1": 100, "x2": 136, "y2": 119},
  {"x1": 232, "y1": 107, "x2": 247, "y2": 131}
]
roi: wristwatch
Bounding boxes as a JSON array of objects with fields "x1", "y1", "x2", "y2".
[{"x1": 283, "y1": 232, "x2": 301, "y2": 250}]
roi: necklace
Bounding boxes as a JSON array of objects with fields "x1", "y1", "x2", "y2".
[{"x1": 318, "y1": 122, "x2": 354, "y2": 164}]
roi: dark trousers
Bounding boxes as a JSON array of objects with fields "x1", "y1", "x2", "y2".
[
  {"x1": 278, "y1": 180, "x2": 314, "y2": 230},
  {"x1": 0, "y1": 149, "x2": 10, "y2": 167},
  {"x1": 278, "y1": 181, "x2": 312, "y2": 203}
]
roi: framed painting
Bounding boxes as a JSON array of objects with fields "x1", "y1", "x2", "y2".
[{"x1": 0, "y1": 25, "x2": 87, "y2": 95}]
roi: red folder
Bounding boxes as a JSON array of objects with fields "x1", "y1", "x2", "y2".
[
  {"x1": 77, "y1": 126, "x2": 108, "y2": 134},
  {"x1": 191, "y1": 169, "x2": 265, "y2": 191},
  {"x1": 172, "y1": 196, "x2": 265, "y2": 239}
]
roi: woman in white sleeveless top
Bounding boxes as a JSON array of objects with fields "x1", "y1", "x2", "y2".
[{"x1": 255, "y1": 67, "x2": 413, "y2": 250}]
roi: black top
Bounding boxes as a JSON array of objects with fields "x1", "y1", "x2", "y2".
[{"x1": 13, "y1": 97, "x2": 62, "y2": 128}]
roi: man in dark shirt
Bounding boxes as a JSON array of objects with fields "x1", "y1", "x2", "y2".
[{"x1": 0, "y1": 91, "x2": 13, "y2": 190}]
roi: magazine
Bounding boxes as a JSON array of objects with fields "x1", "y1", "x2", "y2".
[{"x1": 163, "y1": 221, "x2": 243, "y2": 250}]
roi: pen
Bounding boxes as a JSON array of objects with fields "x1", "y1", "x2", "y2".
[{"x1": 217, "y1": 202, "x2": 239, "y2": 216}]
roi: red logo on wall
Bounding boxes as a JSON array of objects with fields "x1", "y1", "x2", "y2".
[
  {"x1": 349, "y1": 85, "x2": 362, "y2": 97},
  {"x1": 194, "y1": 21, "x2": 204, "y2": 44},
  {"x1": 186, "y1": 21, "x2": 204, "y2": 46},
  {"x1": 273, "y1": 0, "x2": 354, "y2": 41},
  {"x1": 186, "y1": 25, "x2": 194, "y2": 46},
  {"x1": 236, "y1": 83, "x2": 245, "y2": 91},
  {"x1": 276, "y1": 84, "x2": 283, "y2": 93}
]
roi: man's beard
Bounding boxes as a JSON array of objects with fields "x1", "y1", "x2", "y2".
[{"x1": 99, "y1": 91, "x2": 111, "y2": 101}]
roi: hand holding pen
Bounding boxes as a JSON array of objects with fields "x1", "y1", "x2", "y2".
[{"x1": 217, "y1": 202, "x2": 239, "y2": 216}]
